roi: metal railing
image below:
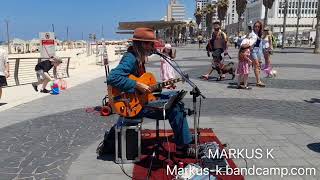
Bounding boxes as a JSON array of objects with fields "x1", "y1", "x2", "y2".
[{"x1": 6, "y1": 57, "x2": 71, "y2": 87}]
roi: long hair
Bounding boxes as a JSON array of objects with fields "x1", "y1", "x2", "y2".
[
  {"x1": 132, "y1": 41, "x2": 147, "y2": 64},
  {"x1": 253, "y1": 20, "x2": 264, "y2": 37}
]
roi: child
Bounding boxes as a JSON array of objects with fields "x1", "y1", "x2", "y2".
[
  {"x1": 160, "y1": 44, "x2": 176, "y2": 89},
  {"x1": 32, "y1": 56, "x2": 62, "y2": 93},
  {"x1": 237, "y1": 44, "x2": 252, "y2": 89}
]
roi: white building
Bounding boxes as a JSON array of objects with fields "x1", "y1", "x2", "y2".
[
  {"x1": 195, "y1": 0, "x2": 218, "y2": 30},
  {"x1": 167, "y1": 0, "x2": 186, "y2": 21},
  {"x1": 225, "y1": 0, "x2": 238, "y2": 25},
  {"x1": 244, "y1": 0, "x2": 318, "y2": 33}
]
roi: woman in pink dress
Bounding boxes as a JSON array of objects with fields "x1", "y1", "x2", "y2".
[
  {"x1": 160, "y1": 44, "x2": 176, "y2": 89},
  {"x1": 237, "y1": 44, "x2": 252, "y2": 89}
]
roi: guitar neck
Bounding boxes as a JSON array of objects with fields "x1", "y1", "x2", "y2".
[{"x1": 152, "y1": 78, "x2": 181, "y2": 90}]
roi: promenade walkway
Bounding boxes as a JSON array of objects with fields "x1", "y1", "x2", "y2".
[{"x1": 0, "y1": 45, "x2": 320, "y2": 180}]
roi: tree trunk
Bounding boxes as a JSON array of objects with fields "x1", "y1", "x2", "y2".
[
  {"x1": 314, "y1": 0, "x2": 320, "y2": 54},
  {"x1": 238, "y1": 17, "x2": 241, "y2": 34},
  {"x1": 295, "y1": 0, "x2": 301, "y2": 47},
  {"x1": 264, "y1": 6, "x2": 268, "y2": 25},
  {"x1": 281, "y1": 0, "x2": 288, "y2": 49}
]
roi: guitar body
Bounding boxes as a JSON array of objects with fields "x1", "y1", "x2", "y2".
[{"x1": 108, "y1": 72, "x2": 158, "y2": 117}]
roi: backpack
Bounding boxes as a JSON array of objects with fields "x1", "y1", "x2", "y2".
[
  {"x1": 206, "y1": 31, "x2": 227, "y2": 52},
  {"x1": 96, "y1": 126, "x2": 116, "y2": 157}
]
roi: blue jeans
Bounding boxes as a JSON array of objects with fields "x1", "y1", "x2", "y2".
[{"x1": 137, "y1": 91, "x2": 192, "y2": 146}]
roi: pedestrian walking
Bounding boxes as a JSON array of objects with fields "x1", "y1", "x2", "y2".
[
  {"x1": 202, "y1": 21, "x2": 228, "y2": 80},
  {"x1": 234, "y1": 35, "x2": 239, "y2": 48},
  {"x1": 198, "y1": 34, "x2": 203, "y2": 49},
  {"x1": 237, "y1": 44, "x2": 252, "y2": 89},
  {"x1": 242, "y1": 20, "x2": 265, "y2": 87},
  {"x1": 261, "y1": 26, "x2": 273, "y2": 69},
  {"x1": 0, "y1": 48, "x2": 10, "y2": 100}
]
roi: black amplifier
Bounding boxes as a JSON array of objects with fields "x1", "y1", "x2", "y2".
[{"x1": 115, "y1": 123, "x2": 141, "y2": 164}]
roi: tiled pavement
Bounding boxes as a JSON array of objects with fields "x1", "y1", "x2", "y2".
[{"x1": 0, "y1": 45, "x2": 320, "y2": 180}]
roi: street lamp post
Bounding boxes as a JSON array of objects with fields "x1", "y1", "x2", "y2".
[
  {"x1": 295, "y1": 0, "x2": 301, "y2": 47},
  {"x1": 281, "y1": 0, "x2": 288, "y2": 49},
  {"x1": 5, "y1": 20, "x2": 11, "y2": 54}
]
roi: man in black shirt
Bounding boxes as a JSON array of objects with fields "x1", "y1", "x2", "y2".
[{"x1": 32, "y1": 57, "x2": 62, "y2": 93}]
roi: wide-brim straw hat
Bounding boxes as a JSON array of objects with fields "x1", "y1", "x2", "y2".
[
  {"x1": 129, "y1": 28, "x2": 158, "y2": 42},
  {"x1": 264, "y1": 26, "x2": 270, "y2": 31},
  {"x1": 164, "y1": 43, "x2": 172, "y2": 49}
]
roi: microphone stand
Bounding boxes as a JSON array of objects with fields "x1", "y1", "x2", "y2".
[{"x1": 154, "y1": 51, "x2": 206, "y2": 160}]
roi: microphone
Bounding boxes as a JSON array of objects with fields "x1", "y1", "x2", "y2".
[{"x1": 152, "y1": 49, "x2": 172, "y2": 60}]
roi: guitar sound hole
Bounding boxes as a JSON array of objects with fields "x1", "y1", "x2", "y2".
[{"x1": 120, "y1": 106, "x2": 125, "y2": 113}]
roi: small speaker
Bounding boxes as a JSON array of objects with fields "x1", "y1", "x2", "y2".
[{"x1": 115, "y1": 123, "x2": 141, "y2": 164}]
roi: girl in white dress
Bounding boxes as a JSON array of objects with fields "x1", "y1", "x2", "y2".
[{"x1": 160, "y1": 44, "x2": 176, "y2": 89}]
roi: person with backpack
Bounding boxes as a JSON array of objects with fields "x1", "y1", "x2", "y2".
[{"x1": 202, "y1": 21, "x2": 228, "y2": 80}]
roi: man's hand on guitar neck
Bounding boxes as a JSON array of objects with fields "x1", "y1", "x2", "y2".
[{"x1": 136, "y1": 81, "x2": 152, "y2": 93}]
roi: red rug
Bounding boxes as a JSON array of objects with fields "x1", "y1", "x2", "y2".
[{"x1": 132, "y1": 129, "x2": 244, "y2": 180}]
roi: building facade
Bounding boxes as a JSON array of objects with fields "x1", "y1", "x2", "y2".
[
  {"x1": 195, "y1": 0, "x2": 218, "y2": 30},
  {"x1": 225, "y1": 0, "x2": 238, "y2": 25},
  {"x1": 243, "y1": 0, "x2": 318, "y2": 34},
  {"x1": 167, "y1": 0, "x2": 186, "y2": 21},
  {"x1": 225, "y1": 0, "x2": 240, "y2": 35}
]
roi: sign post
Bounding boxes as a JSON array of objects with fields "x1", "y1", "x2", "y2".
[{"x1": 40, "y1": 32, "x2": 56, "y2": 58}]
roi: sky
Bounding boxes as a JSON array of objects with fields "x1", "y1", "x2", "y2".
[{"x1": 0, "y1": 0, "x2": 195, "y2": 41}]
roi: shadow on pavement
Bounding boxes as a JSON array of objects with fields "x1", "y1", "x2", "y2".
[
  {"x1": 0, "y1": 103, "x2": 7, "y2": 106},
  {"x1": 307, "y1": 143, "x2": 320, "y2": 153},
  {"x1": 0, "y1": 108, "x2": 116, "y2": 179},
  {"x1": 182, "y1": 97, "x2": 320, "y2": 127},
  {"x1": 304, "y1": 98, "x2": 320, "y2": 104}
]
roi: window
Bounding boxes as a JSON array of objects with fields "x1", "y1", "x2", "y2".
[{"x1": 232, "y1": 14, "x2": 234, "y2": 17}]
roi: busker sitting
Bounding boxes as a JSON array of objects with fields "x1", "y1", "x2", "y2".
[{"x1": 100, "y1": 28, "x2": 196, "y2": 158}]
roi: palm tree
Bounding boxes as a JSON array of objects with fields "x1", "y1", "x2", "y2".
[
  {"x1": 263, "y1": 0, "x2": 275, "y2": 25},
  {"x1": 203, "y1": 3, "x2": 217, "y2": 38},
  {"x1": 217, "y1": 0, "x2": 229, "y2": 26},
  {"x1": 236, "y1": 0, "x2": 247, "y2": 33},
  {"x1": 314, "y1": 0, "x2": 320, "y2": 54},
  {"x1": 194, "y1": 7, "x2": 203, "y2": 30}
]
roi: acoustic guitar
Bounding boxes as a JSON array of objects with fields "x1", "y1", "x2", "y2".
[{"x1": 108, "y1": 72, "x2": 182, "y2": 117}]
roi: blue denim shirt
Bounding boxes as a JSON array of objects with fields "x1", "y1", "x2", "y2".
[{"x1": 107, "y1": 52, "x2": 138, "y2": 93}]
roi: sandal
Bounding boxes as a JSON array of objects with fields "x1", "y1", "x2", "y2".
[
  {"x1": 201, "y1": 75, "x2": 209, "y2": 80},
  {"x1": 237, "y1": 85, "x2": 244, "y2": 89},
  {"x1": 256, "y1": 82, "x2": 266, "y2": 87}
]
